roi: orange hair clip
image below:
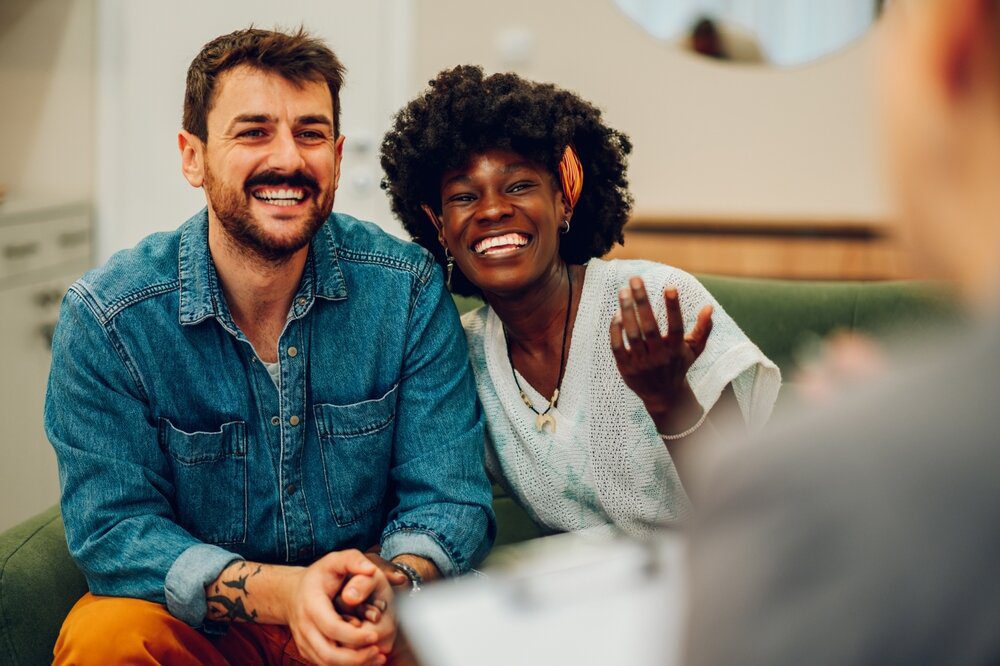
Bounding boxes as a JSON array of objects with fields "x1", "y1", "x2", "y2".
[{"x1": 558, "y1": 145, "x2": 584, "y2": 209}]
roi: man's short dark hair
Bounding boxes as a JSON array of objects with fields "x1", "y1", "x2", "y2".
[{"x1": 183, "y1": 26, "x2": 346, "y2": 141}]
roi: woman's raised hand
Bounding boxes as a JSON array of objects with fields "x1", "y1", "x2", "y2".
[{"x1": 609, "y1": 277, "x2": 713, "y2": 415}]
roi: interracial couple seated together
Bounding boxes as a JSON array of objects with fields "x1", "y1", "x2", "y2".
[{"x1": 45, "y1": 27, "x2": 778, "y2": 665}]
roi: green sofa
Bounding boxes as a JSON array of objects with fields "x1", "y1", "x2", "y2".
[{"x1": 0, "y1": 276, "x2": 953, "y2": 665}]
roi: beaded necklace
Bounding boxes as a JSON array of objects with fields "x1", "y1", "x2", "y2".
[{"x1": 504, "y1": 266, "x2": 573, "y2": 433}]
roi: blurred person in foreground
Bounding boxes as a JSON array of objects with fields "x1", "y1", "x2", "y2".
[
  {"x1": 46, "y1": 27, "x2": 494, "y2": 665},
  {"x1": 686, "y1": 0, "x2": 1000, "y2": 663}
]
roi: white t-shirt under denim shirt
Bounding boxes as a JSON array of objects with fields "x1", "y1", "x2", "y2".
[{"x1": 263, "y1": 360, "x2": 281, "y2": 388}]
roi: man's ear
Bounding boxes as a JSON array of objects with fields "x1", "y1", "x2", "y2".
[
  {"x1": 935, "y1": 0, "x2": 999, "y2": 100},
  {"x1": 333, "y1": 134, "x2": 346, "y2": 191},
  {"x1": 420, "y1": 204, "x2": 448, "y2": 249},
  {"x1": 179, "y1": 130, "x2": 205, "y2": 188}
]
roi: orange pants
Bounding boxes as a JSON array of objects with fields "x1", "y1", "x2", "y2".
[{"x1": 53, "y1": 592, "x2": 413, "y2": 665}]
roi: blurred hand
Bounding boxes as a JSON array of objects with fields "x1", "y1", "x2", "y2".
[{"x1": 794, "y1": 331, "x2": 888, "y2": 404}]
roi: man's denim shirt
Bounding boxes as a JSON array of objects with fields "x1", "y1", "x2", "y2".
[{"x1": 45, "y1": 210, "x2": 495, "y2": 626}]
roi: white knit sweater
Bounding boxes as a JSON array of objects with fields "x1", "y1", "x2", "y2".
[{"x1": 463, "y1": 258, "x2": 781, "y2": 538}]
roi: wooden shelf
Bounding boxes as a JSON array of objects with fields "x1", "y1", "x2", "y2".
[{"x1": 607, "y1": 214, "x2": 910, "y2": 280}]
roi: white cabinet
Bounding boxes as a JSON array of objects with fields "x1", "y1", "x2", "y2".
[{"x1": 0, "y1": 201, "x2": 91, "y2": 531}]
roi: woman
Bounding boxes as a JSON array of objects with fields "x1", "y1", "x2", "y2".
[{"x1": 380, "y1": 66, "x2": 780, "y2": 537}]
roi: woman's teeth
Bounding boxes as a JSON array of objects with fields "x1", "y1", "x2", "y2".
[
  {"x1": 474, "y1": 233, "x2": 530, "y2": 255},
  {"x1": 253, "y1": 188, "x2": 306, "y2": 206}
]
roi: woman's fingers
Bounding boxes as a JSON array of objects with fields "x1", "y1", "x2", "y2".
[
  {"x1": 618, "y1": 287, "x2": 644, "y2": 350},
  {"x1": 307, "y1": 591, "x2": 379, "y2": 648},
  {"x1": 612, "y1": 280, "x2": 713, "y2": 364},
  {"x1": 366, "y1": 575, "x2": 397, "y2": 653},
  {"x1": 686, "y1": 304, "x2": 714, "y2": 358},
  {"x1": 663, "y1": 287, "x2": 686, "y2": 347},
  {"x1": 361, "y1": 551, "x2": 409, "y2": 588},
  {"x1": 629, "y1": 278, "x2": 662, "y2": 344},
  {"x1": 360, "y1": 602, "x2": 382, "y2": 624},
  {"x1": 609, "y1": 315, "x2": 628, "y2": 360}
]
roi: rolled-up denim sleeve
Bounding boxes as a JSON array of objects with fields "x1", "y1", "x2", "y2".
[
  {"x1": 382, "y1": 260, "x2": 496, "y2": 574},
  {"x1": 45, "y1": 288, "x2": 238, "y2": 625},
  {"x1": 380, "y1": 529, "x2": 459, "y2": 577},
  {"x1": 165, "y1": 544, "x2": 244, "y2": 625}
]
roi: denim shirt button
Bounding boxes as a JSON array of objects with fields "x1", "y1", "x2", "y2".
[
  {"x1": 298, "y1": 546, "x2": 309, "y2": 558},
  {"x1": 289, "y1": 415, "x2": 300, "y2": 426},
  {"x1": 270, "y1": 416, "x2": 280, "y2": 426},
  {"x1": 296, "y1": 297, "x2": 306, "y2": 306},
  {"x1": 287, "y1": 346, "x2": 298, "y2": 358},
  {"x1": 286, "y1": 483, "x2": 297, "y2": 495}
]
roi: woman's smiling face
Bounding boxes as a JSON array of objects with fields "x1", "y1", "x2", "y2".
[{"x1": 432, "y1": 149, "x2": 570, "y2": 297}]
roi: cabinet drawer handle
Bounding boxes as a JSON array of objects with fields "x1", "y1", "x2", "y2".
[
  {"x1": 3, "y1": 241, "x2": 40, "y2": 260},
  {"x1": 58, "y1": 230, "x2": 90, "y2": 248},
  {"x1": 39, "y1": 322, "x2": 57, "y2": 349},
  {"x1": 34, "y1": 288, "x2": 65, "y2": 308}
]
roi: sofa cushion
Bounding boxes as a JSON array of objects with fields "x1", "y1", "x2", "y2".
[
  {"x1": 0, "y1": 506, "x2": 87, "y2": 665},
  {"x1": 696, "y1": 275, "x2": 954, "y2": 375}
]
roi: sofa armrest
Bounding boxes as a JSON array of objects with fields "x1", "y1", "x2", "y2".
[{"x1": 0, "y1": 506, "x2": 87, "y2": 666}]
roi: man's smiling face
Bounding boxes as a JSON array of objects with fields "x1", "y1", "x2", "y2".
[{"x1": 199, "y1": 64, "x2": 344, "y2": 262}]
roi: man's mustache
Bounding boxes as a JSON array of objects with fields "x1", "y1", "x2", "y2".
[{"x1": 244, "y1": 170, "x2": 319, "y2": 192}]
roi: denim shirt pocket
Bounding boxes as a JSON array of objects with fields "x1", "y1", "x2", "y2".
[
  {"x1": 314, "y1": 383, "x2": 398, "y2": 526},
  {"x1": 158, "y1": 418, "x2": 248, "y2": 545}
]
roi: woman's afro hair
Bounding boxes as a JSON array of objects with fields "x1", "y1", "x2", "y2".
[{"x1": 379, "y1": 65, "x2": 633, "y2": 296}]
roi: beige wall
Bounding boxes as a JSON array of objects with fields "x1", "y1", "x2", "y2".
[
  {"x1": 414, "y1": 0, "x2": 890, "y2": 222},
  {"x1": 0, "y1": 0, "x2": 95, "y2": 203},
  {"x1": 0, "y1": 0, "x2": 885, "y2": 225}
]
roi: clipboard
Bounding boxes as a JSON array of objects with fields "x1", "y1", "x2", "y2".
[{"x1": 397, "y1": 531, "x2": 687, "y2": 665}]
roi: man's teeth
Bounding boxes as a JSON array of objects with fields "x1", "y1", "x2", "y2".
[
  {"x1": 474, "y1": 233, "x2": 530, "y2": 255},
  {"x1": 253, "y1": 188, "x2": 306, "y2": 206}
]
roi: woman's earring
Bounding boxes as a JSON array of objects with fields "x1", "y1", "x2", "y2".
[
  {"x1": 445, "y1": 250, "x2": 455, "y2": 291},
  {"x1": 561, "y1": 219, "x2": 571, "y2": 235}
]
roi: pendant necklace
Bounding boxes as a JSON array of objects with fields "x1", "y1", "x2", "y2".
[{"x1": 504, "y1": 266, "x2": 573, "y2": 434}]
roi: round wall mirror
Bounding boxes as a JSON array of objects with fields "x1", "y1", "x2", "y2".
[{"x1": 613, "y1": 0, "x2": 885, "y2": 67}]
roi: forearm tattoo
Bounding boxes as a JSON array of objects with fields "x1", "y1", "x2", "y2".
[{"x1": 206, "y1": 562, "x2": 264, "y2": 623}]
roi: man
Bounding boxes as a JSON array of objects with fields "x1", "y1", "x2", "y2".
[
  {"x1": 46, "y1": 28, "x2": 494, "y2": 665},
  {"x1": 686, "y1": 1, "x2": 1000, "y2": 664}
]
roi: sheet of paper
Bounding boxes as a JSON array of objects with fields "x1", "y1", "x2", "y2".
[{"x1": 398, "y1": 532, "x2": 687, "y2": 666}]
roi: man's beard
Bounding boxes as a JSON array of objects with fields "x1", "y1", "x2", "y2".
[{"x1": 204, "y1": 165, "x2": 334, "y2": 264}]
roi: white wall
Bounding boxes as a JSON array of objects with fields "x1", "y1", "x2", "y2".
[
  {"x1": 0, "y1": 0, "x2": 97, "y2": 530},
  {"x1": 95, "y1": 0, "x2": 414, "y2": 261},
  {"x1": 93, "y1": 0, "x2": 889, "y2": 259},
  {"x1": 5, "y1": 0, "x2": 890, "y2": 256},
  {"x1": 414, "y1": 0, "x2": 890, "y2": 222},
  {"x1": 0, "y1": 0, "x2": 95, "y2": 204}
]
